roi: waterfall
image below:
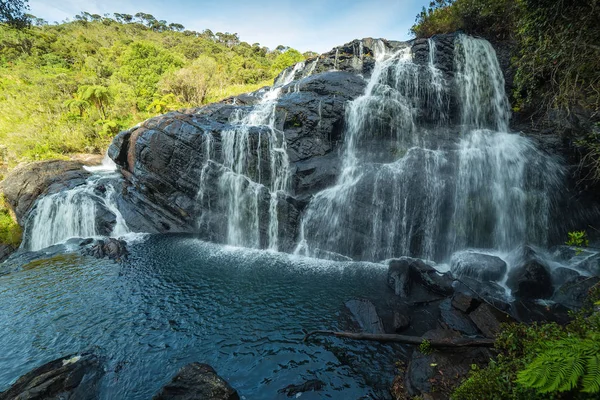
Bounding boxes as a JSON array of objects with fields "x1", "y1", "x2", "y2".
[
  {"x1": 197, "y1": 62, "x2": 304, "y2": 250},
  {"x1": 295, "y1": 35, "x2": 563, "y2": 262},
  {"x1": 454, "y1": 34, "x2": 510, "y2": 132},
  {"x1": 25, "y1": 172, "x2": 129, "y2": 251}
]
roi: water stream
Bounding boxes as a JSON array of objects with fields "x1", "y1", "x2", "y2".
[{"x1": 295, "y1": 35, "x2": 563, "y2": 262}]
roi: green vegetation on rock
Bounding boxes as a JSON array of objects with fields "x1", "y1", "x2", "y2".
[
  {"x1": 412, "y1": 0, "x2": 599, "y2": 115},
  {"x1": 0, "y1": 12, "x2": 306, "y2": 164},
  {"x1": 451, "y1": 284, "x2": 600, "y2": 399}
]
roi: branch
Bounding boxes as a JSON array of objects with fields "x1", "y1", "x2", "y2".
[{"x1": 302, "y1": 330, "x2": 494, "y2": 347}]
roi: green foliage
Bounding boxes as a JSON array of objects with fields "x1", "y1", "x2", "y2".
[
  {"x1": 452, "y1": 287, "x2": 600, "y2": 399},
  {"x1": 0, "y1": 14, "x2": 309, "y2": 164},
  {"x1": 0, "y1": 195, "x2": 21, "y2": 247},
  {"x1": 271, "y1": 48, "x2": 305, "y2": 75},
  {"x1": 410, "y1": 0, "x2": 520, "y2": 39},
  {"x1": 566, "y1": 231, "x2": 589, "y2": 255},
  {"x1": 419, "y1": 339, "x2": 432, "y2": 355},
  {"x1": 516, "y1": 336, "x2": 600, "y2": 393}
]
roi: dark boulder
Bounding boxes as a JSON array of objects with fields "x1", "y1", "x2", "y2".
[
  {"x1": 0, "y1": 160, "x2": 88, "y2": 224},
  {"x1": 82, "y1": 238, "x2": 128, "y2": 261},
  {"x1": 388, "y1": 258, "x2": 453, "y2": 299},
  {"x1": 278, "y1": 379, "x2": 325, "y2": 397},
  {"x1": 0, "y1": 243, "x2": 16, "y2": 263},
  {"x1": 452, "y1": 277, "x2": 509, "y2": 311},
  {"x1": 438, "y1": 299, "x2": 479, "y2": 335},
  {"x1": 552, "y1": 276, "x2": 600, "y2": 310},
  {"x1": 451, "y1": 293, "x2": 480, "y2": 313},
  {"x1": 393, "y1": 309, "x2": 412, "y2": 333},
  {"x1": 468, "y1": 303, "x2": 515, "y2": 338},
  {"x1": 344, "y1": 299, "x2": 385, "y2": 334},
  {"x1": 0, "y1": 353, "x2": 103, "y2": 400},
  {"x1": 507, "y1": 260, "x2": 553, "y2": 299},
  {"x1": 153, "y1": 363, "x2": 239, "y2": 400},
  {"x1": 450, "y1": 251, "x2": 507, "y2": 282}
]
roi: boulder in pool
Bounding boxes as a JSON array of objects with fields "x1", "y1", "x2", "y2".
[
  {"x1": 153, "y1": 363, "x2": 239, "y2": 400},
  {"x1": 0, "y1": 353, "x2": 103, "y2": 400}
]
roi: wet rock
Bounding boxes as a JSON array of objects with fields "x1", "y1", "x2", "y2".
[
  {"x1": 468, "y1": 303, "x2": 514, "y2": 338},
  {"x1": 410, "y1": 260, "x2": 454, "y2": 297},
  {"x1": 511, "y1": 300, "x2": 571, "y2": 324},
  {"x1": 450, "y1": 251, "x2": 507, "y2": 281},
  {"x1": 0, "y1": 243, "x2": 16, "y2": 263},
  {"x1": 451, "y1": 293, "x2": 480, "y2": 313},
  {"x1": 0, "y1": 353, "x2": 103, "y2": 400},
  {"x1": 439, "y1": 299, "x2": 479, "y2": 335},
  {"x1": 278, "y1": 379, "x2": 325, "y2": 397},
  {"x1": 573, "y1": 252, "x2": 600, "y2": 276},
  {"x1": 393, "y1": 309, "x2": 412, "y2": 332},
  {"x1": 388, "y1": 259, "x2": 411, "y2": 297},
  {"x1": 153, "y1": 363, "x2": 239, "y2": 400},
  {"x1": 0, "y1": 160, "x2": 88, "y2": 224},
  {"x1": 403, "y1": 329, "x2": 491, "y2": 398},
  {"x1": 551, "y1": 267, "x2": 581, "y2": 286},
  {"x1": 507, "y1": 260, "x2": 553, "y2": 299},
  {"x1": 82, "y1": 238, "x2": 128, "y2": 261},
  {"x1": 452, "y1": 277, "x2": 510, "y2": 311},
  {"x1": 388, "y1": 258, "x2": 453, "y2": 299},
  {"x1": 552, "y1": 276, "x2": 600, "y2": 310},
  {"x1": 344, "y1": 299, "x2": 385, "y2": 334}
]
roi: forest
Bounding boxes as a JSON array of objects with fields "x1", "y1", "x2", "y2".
[{"x1": 0, "y1": 11, "x2": 308, "y2": 168}]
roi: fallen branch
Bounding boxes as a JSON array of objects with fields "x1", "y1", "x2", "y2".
[{"x1": 302, "y1": 330, "x2": 494, "y2": 347}]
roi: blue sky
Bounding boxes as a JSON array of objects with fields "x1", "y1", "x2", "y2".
[{"x1": 28, "y1": 0, "x2": 426, "y2": 53}]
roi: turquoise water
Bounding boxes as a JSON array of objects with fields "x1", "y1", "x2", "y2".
[{"x1": 0, "y1": 234, "x2": 401, "y2": 399}]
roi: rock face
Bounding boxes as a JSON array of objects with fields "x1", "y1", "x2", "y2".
[
  {"x1": 107, "y1": 70, "x2": 367, "y2": 250},
  {"x1": 153, "y1": 363, "x2": 239, "y2": 400},
  {"x1": 0, "y1": 353, "x2": 103, "y2": 400},
  {"x1": 0, "y1": 160, "x2": 88, "y2": 224}
]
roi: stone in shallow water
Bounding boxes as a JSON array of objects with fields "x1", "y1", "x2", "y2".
[
  {"x1": 344, "y1": 298, "x2": 385, "y2": 334},
  {"x1": 153, "y1": 363, "x2": 239, "y2": 400},
  {"x1": 0, "y1": 353, "x2": 103, "y2": 400},
  {"x1": 450, "y1": 251, "x2": 507, "y2": 282},
  {"x1": 278, "y1": 379, "x2": 325, "y2": 397}
]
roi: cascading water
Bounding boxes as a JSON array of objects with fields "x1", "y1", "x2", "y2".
[
  {"x1": 24, "y1": 159, "x2": 129, "y2": 251},
  {"x1": 454, "y1": 34, "x2": 510, "y2": 132},
  {"x1": 295, "y1": 34, "x2": 563, "y2": 262},
  {"x1": 196, "y1": 62, "x2": 304, "y2": 250}
]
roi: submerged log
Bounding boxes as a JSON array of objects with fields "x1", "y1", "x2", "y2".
[{"x1": 302, "y1": 330, "x2": 494, "y2": 347}]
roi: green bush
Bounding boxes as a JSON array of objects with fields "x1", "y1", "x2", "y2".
[
  {"x1": 0, "y1": 196, "x2": 21, "y2": 247},
  {"x1": 451, "y1": 285, "x2": 600, "y2": 399},
  {"x1": 0, "y1": 14, "x2": 309, "y2": 165}
]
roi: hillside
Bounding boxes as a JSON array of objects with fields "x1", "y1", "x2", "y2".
[{"x1": 0, "y1": 12, "x2": 308, "y2": 169}]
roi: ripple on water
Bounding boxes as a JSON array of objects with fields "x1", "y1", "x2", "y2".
[{"x1": 0, "y1": 234, "x2": 402, "y2": 399}]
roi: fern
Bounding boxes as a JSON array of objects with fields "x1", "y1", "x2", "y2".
[{"x1": 517, "y1": 337, "x2": 600, "y2": 394}]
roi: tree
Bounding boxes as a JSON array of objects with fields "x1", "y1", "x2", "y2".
[
  {"x1": 159, "y1": 55, "x2": 218, "y2": 105},
  {"x1": 78, "y1": 85, "x2": 110, "y2": 119},
  {"x1": 0, "y1": 0, "x2": 30, "y2": 28}
]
